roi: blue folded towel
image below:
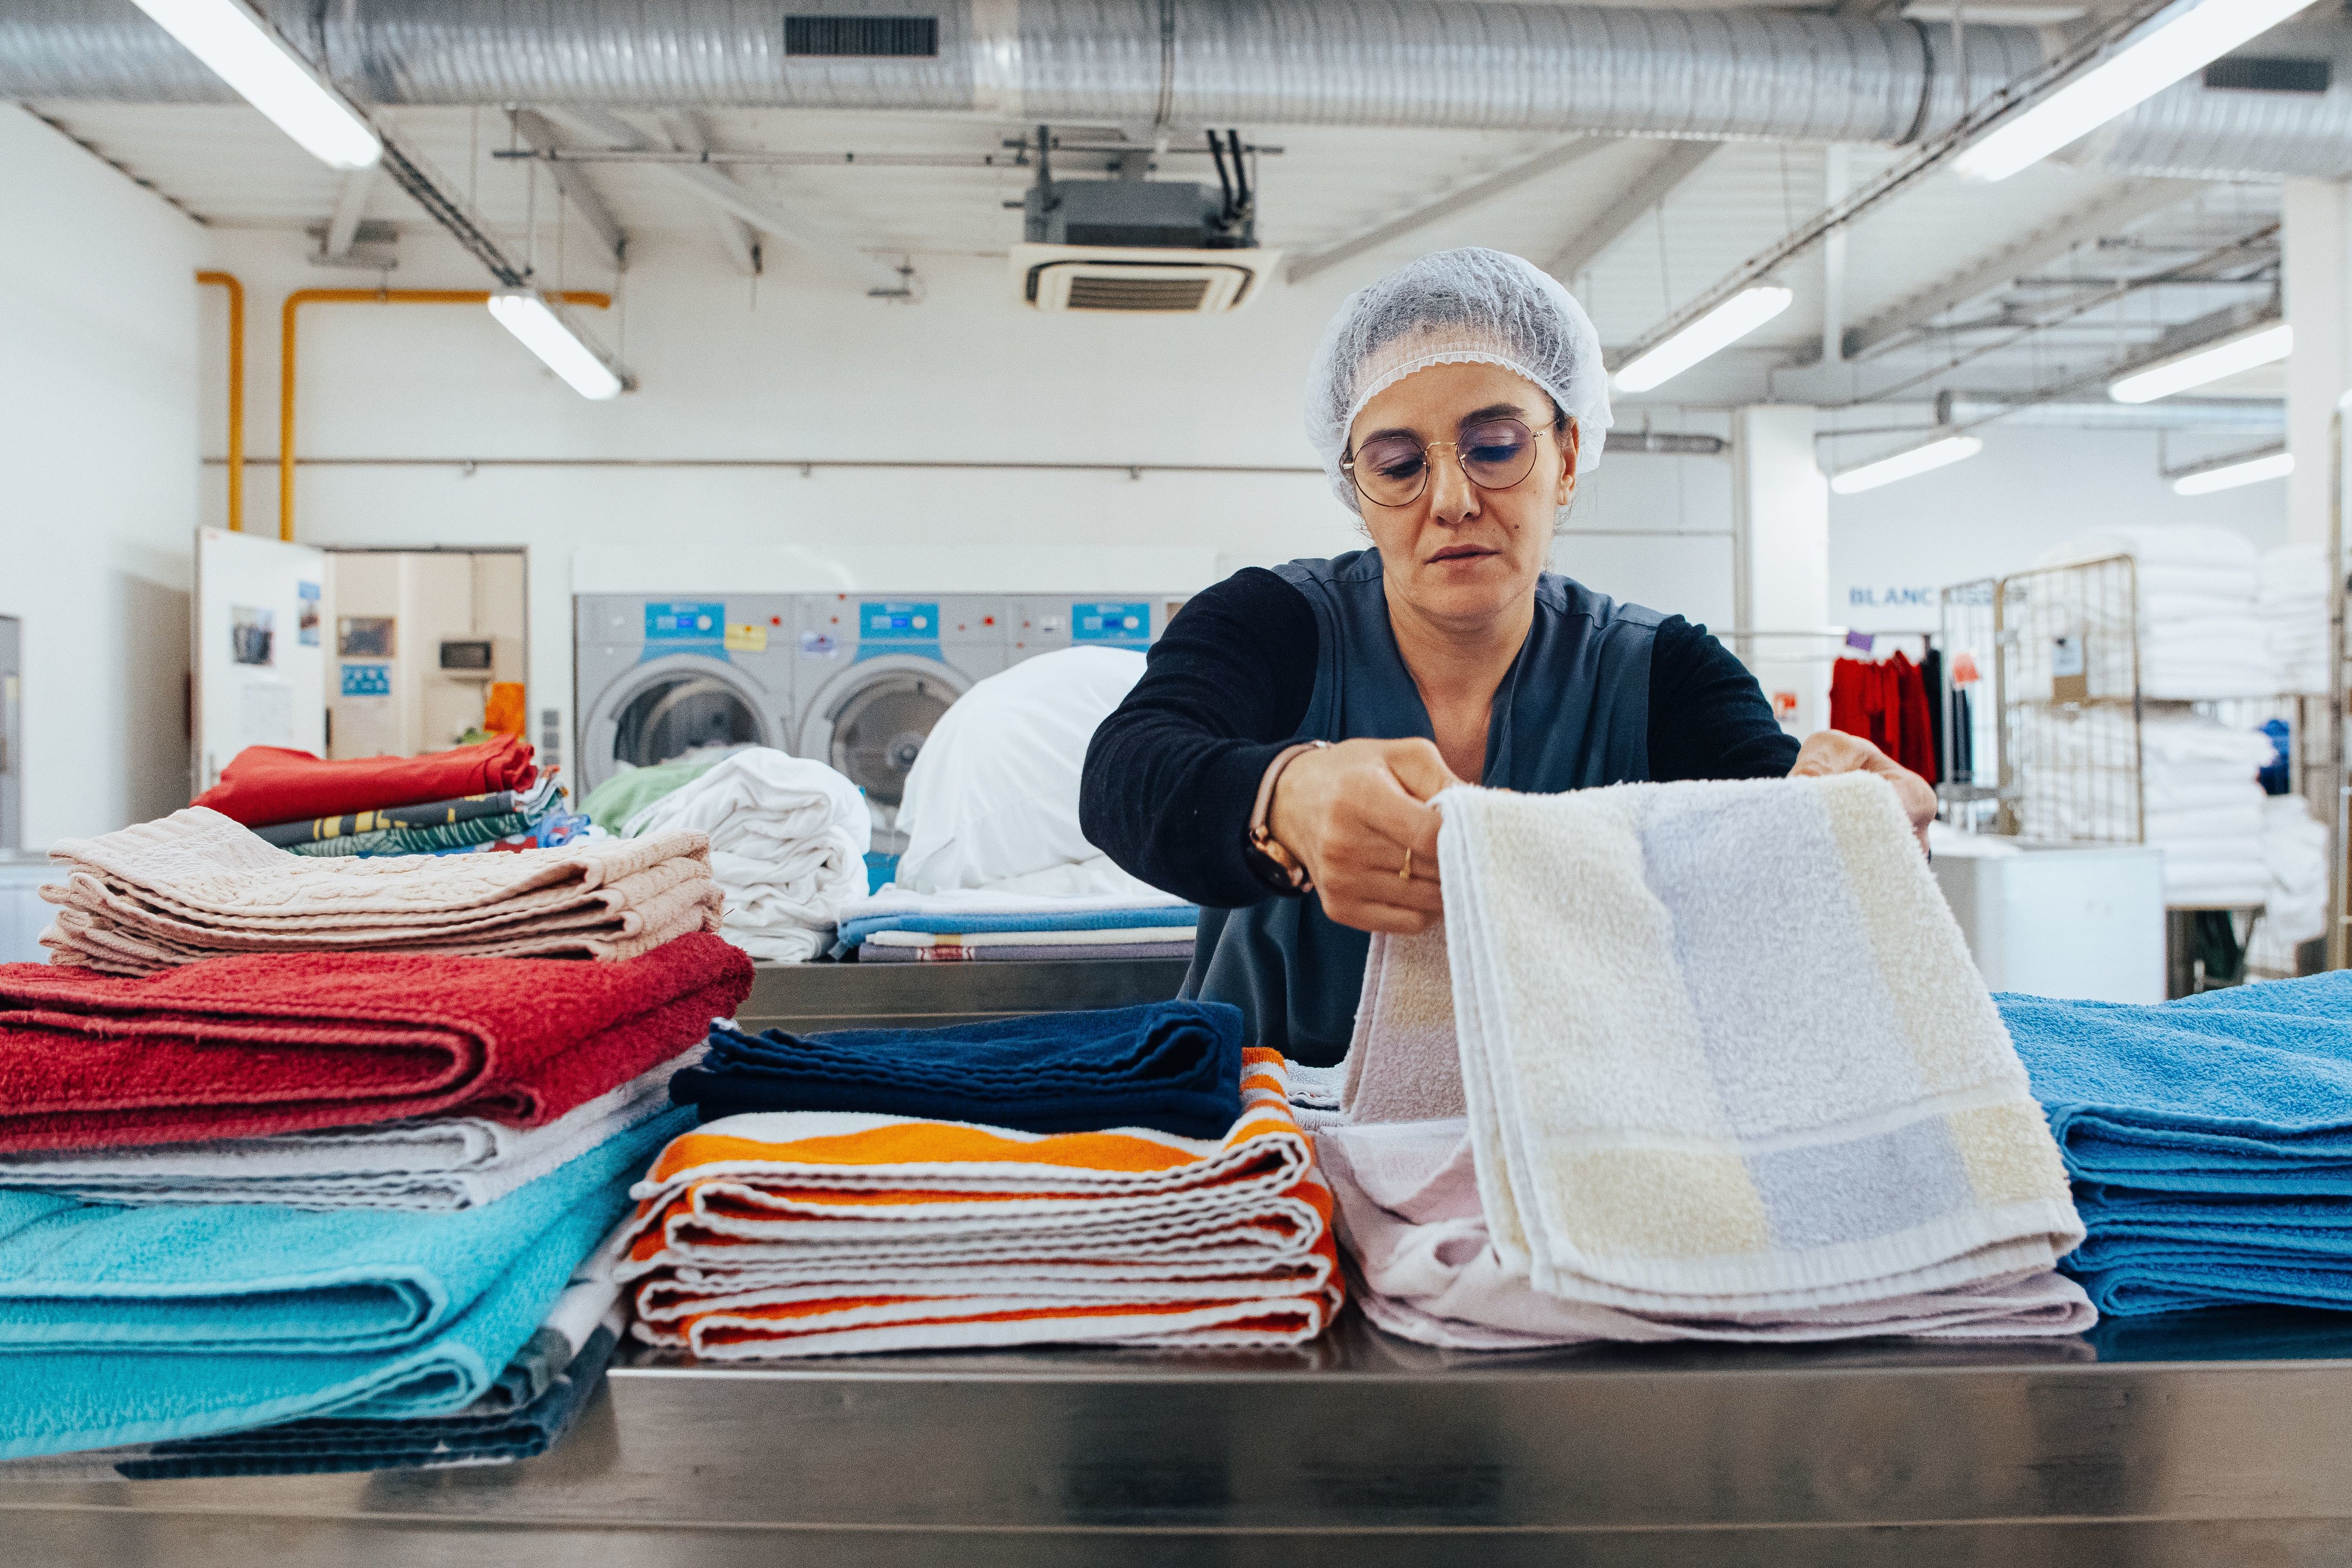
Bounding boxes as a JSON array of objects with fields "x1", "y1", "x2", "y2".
[
  {"x1": 833, "y1": 904, "x2": 1199, "y2": 950},
  {"x1": 2002, "y1": 973, "x2": 2352, "y2": 1193},
  {"x1": 0, "y1": 1106, "x2": 686, "y2": 1460},
  {"x1": 103, "y1": 1322, "x2": 621, "y2": 1478},
  {"x1": 671, "y1": 1003, "x2": 1245, "y2": 1141},
  {"x1": 2002, "y1": 974, "x2": 2352, "y2": 1316}
]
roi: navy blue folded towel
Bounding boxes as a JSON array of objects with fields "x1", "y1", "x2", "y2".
[
  {"x1": 2002, "y1": 973, "x2": 2352, "y2": 1315},
  {"x1": 670, "y1": 1001, "x2": 1247, "y2": 1141}
]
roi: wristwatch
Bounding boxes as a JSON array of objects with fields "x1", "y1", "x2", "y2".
[{"x1": 1246, "y1": 740, "x2": 1328, "y2": 893}]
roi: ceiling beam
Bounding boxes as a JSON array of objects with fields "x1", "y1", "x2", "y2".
[
  {"x1": 536, "y1": 105, "x2": 908, "y2": 296},
  {"x1": 1841, "y1": 178, "x2": 2205, "y2": 360},
  {"x1": 319, "y1": 165, "x2": 376, "y2": 263},
  {"x1": 661, "y1": 112, "x2": 762, "y2": 278},
  {"x1": 1285, "y1": 137, "x2": 1609, "y2": 286},
  {"x1": 1539, "y1": 140, "x2": 1722, "y2": 283},
  {"x1": 510, "y1": 110, "x2": 628, "y2": 271}
]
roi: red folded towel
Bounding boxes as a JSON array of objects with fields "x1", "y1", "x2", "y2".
[
  {"x1": 0, "y1": 931, "x2": 752, "y2": 1152},
  {"x1": 192, "y1": 736, "x2": 539, "y2": 828}
]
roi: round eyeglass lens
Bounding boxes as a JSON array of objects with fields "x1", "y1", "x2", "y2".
[{"x1": 1346, "y1": 417, "x2": 1542, "y2": 507}]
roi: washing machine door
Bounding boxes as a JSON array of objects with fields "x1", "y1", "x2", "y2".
[
  {"x1": 798, "y1": 655, "x2": 968, "y2": 841},
  {"x1": 580, "y1": 653, "x2": 772, "y2": 796}
]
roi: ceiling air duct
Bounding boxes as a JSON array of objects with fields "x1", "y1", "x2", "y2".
[{"x1": 1013, "y1": 127, "x2": 1280, "y2": 314}]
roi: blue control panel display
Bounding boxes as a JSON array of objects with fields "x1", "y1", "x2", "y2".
[
  {"x1": 1073, "y1": 602, "x2": 1150, "y2": 645},
  {"x1": 340, "y1": 662, "x2": 391, "y2": 698},
  {"x1": 644, "y1": 602, "x2": 724, "y2": 641},
  {"x1": 859, "y1": 602, "x2": 939, "y2": 639}
]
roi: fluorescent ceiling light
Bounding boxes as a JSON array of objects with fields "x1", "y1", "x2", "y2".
[
  {"x1": 129, "y1": 0, "x2": 380, "y2": 170},
  {"x1": 1613, "y1": 287, "x2": 1795, "y2": 395},
  {"x1": 2110, "y1": 322, "x2": 2292, "y2": 404},
  {"x1": 2174, "y1": 450, "x2": 2292, "y2": 496},
  {"x1": 486, "y1": 291, "x2": 628, "y2": 401},
  {"x1": 1831, "y1": 434, "x2": 1985, "y2": 495},
  {"x1": 1953, "y1": 0, "x2": 2316, "y2": 183},
  {"x1": 1903, "y1": 5, "x2": 2090, "y2": 22}
]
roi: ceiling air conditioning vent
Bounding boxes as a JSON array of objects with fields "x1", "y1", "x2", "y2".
[
  {"x1": 1014, "y1": 247, "x2": 1281, "y2": 314},
  {"x1": 785, "y1": 15, "x2": 938, "y2": 57},
  {"x1": 2203, "y1": 56, "x2": 2331, "y2": 95}
]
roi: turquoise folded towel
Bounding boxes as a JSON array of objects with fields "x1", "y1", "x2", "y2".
[
  {"x1": 0, "y1": 1106, "x2": 687, "y2": 1459},
  {"x1": 2003, "y1": 973, "x2": 2352, "y2": 1315}
]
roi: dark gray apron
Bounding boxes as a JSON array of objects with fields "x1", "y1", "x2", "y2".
[{"x1": 1182, "y1": 548, "x2": 1660, "y2": 1065}]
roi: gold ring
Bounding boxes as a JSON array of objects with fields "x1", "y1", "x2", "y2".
[{"x1": 1400, "y1": 848, "x2": 1414, "y2": 883}]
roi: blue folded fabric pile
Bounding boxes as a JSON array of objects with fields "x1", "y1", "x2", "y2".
[
  {"x1": 672, "y1": 1002, "x2": 1247, "y2": 1140},
  {"x1": 0, "y1": 1107, "x2": 687, "y2": 1462},
  {"x1": 2002, "y1": 973, "x2": 2352, "y2": 1315},
  {"x1": 829, "y1": 893, "x2": 1199, "y2": 963}
]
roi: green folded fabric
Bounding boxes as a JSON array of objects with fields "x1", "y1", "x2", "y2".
[
  {"x1": 581, "y1": 755, "x2": 724, "y2": 832},
  {"x1": 285, "y1": 810, "x2": 536, "y2": 858}
]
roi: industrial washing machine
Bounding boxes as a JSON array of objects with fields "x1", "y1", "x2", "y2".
[{"x1": 577, "y1": 592, "x2": 1170, "y2": 851}]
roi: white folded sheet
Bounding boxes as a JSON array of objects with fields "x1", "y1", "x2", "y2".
[
  {"x1": 0, "y1": 1050, "x2": 701, "y2": 1210},
  {"x1": 623, "y1": 748, "x2": 870, "y2": 962}
]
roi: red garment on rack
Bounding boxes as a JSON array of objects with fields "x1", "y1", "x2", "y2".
[{"x1": 1828, "y1": 654, "x2": 1939, "y2": 786}]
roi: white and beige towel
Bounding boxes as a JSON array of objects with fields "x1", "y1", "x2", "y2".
[
  {"x1": 0, "y1": 1050, "x2": 702, "y2": 1211},
  {"x1": 1320, "y1": 772, "x2": 2091, "y2": 1346},
  {"x1": 38, "y1": 807, "x2": 720, "y2": 974}
]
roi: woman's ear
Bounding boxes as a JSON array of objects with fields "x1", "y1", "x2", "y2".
[{"x1": 1556, "y1": 420, "x2": 1579, "y2": 504}]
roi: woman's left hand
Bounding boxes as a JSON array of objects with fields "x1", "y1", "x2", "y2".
[{"x1": 1788, "y1": 731, "x2": 1935, "y2": 852}]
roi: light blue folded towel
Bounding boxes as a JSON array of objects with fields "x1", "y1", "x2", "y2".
[
  {"x1": 834, "y1": 904, "x2": 1199, "y2": 950},
  {"x1": 2001, "y1": 973, "x2": 2352, "y2": 1194},
  {"x1": 0, "y1": 1106, "x2": 687, "y2": 1459}
]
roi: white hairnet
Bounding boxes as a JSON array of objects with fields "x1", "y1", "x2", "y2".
[{"x1": 1303, "y1": 247, "x2": 1612, "y2": 519}]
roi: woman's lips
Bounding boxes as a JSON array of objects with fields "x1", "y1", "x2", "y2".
[{"x1": 1428, "y1": 546, "x2": 1498, "y2": 564}]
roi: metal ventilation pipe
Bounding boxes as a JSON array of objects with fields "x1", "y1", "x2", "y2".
[{"x1": 3, "y1": 0, "x2": 2350, "y2": 182}]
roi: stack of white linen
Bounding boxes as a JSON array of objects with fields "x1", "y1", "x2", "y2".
[
  {"x1": 2015, "y1": 710, "x2": 2274, "y2": 906},
  {"x1": 2040, "y1": 524, "x2": 2276, "y2": 699},
  {"x1": 2249, "y1": 793, "x2": 2331, "y2": 976},
  {"x1": 2262, "y1": 542, "x2": 2330, "y2": 696},
  {"x1": 623, "y1": 748, "x2": 869, "y2": 962},
  {"x1": 1317, "y1": 774, "x2": 2093, "y2": 1350}
]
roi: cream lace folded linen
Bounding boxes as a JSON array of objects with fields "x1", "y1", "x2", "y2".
[
  {"x1": 1318, "y1": 772, "x2": 2091, "y2": 1346},
  {"x1": 38, "y1": 808, "x2": 721, "y2": 973}
]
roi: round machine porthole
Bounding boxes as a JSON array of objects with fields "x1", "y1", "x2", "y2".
[
  {"x1": 612, "y1": 673, "x2": 762, "y2": 769},
  {"x1": 828, "y1": 672, "x2": 956, "y2": 807}
]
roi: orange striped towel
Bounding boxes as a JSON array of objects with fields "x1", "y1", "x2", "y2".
[{"x1": 620, "y1": 1049, "x2": 1344, "y2": 1357}]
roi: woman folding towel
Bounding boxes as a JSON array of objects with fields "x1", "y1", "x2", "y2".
[{"x1": 1081, "y1": 248, "x2": 1934, "y2": 1065}]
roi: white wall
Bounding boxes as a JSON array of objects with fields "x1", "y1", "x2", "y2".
[
  {"x1": 0, "y1": 107, "x2": 201, "y2": 848},
  {"x1": 1827, "y1": 426, "x2": 2288, "y2": 637},
  {"x1": 195, "y1": 225, "x2": 1739, "y2": 750}
]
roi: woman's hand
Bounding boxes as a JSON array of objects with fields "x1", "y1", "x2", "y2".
[
  {"x1": 1269, "y1": 737, "x2": 1461, "y2": 934},
  {"x1": 1789, "y1": 730, "x2": 1935, "y2": 851}
]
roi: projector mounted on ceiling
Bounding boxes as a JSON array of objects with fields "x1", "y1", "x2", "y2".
[{"x1": 1011, "y1": 128, "x2": 1280, "y2": 314}]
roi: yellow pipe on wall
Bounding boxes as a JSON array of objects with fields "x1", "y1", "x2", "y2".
[
  {"x1": 278, "y1": 287, "x2": 615, "y2": 543},
  {"x1": 195, "y1": 271, "x2": 245, "y2": 532}
]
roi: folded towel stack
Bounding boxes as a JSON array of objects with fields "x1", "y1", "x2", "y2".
[
  {"x1": 0, "y1": 1111, "x2": 682, "y2": 1462},
  {"x1": 38, "y1": 807, "x2": 720, "y2": 974},
  {"x1": 0, "y1": 925, "x2": 751, "y2": 1462},
  {"x1": 2017, "y1": 710, "x2": 2275, "y2": 906},
  {"x1": 832, "y1": 887, "x2": 1199, "y2": 963},
  {"x1": 619, "y1": 748, "x2": 870, "y2": 963},
  {"x1": 2261, "y1": 542, "x2": 2329, "y2": 697},
  {"x1": 2250, "y1": 793, "x2": 2330, "y2": 975},
  {"x1": 2004, "y1": 975, "x2": 2352, "y2": 1315},
  {"x1": 675, "y1": 1001, "x2": 1245, "y2": 1141},
  {"x1": 1320, "y1": 773, "x2": 2092, "y2": 1349},
  {"x1": 2040, "y1": 525, "x2": 2278, "y2": 699},
  {"x1": 621, "y1": 1045, "x2": 1342, "y2": 1357},
  {"x1": 198, "y1": 738, "x2": 579, "y2": 859}
]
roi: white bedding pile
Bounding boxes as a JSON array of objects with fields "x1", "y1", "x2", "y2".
[
  {"x1": 2250, "y1": 793, "x2": 2330, "y2": 974},
  {"x1": 2040, "y1": 524, "x2": 2276, "y2": 699},
  {"x1": 623, "y1": 748, "x2": 869, "y2": 962},
  {"x1": 2018, "y1": 711, "x2": 2274, "y2": 906},
  {"x1": 2262, "y1": 542, "x2": 2330, "y2": 697}
]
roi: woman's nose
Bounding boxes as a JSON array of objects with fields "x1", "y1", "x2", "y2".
[{"x1": 1426, "y1": 445, "x2": 1478, "y2": 525}]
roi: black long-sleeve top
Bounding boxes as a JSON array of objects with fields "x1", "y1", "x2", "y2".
[{"x1": 1081, "y1": 567, "x2": 1802, "y2": 908}]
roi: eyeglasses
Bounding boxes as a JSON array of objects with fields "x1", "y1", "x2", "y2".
[{"x1": 1342, "y1": 416, "x2": 1546, "y2": 509}]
